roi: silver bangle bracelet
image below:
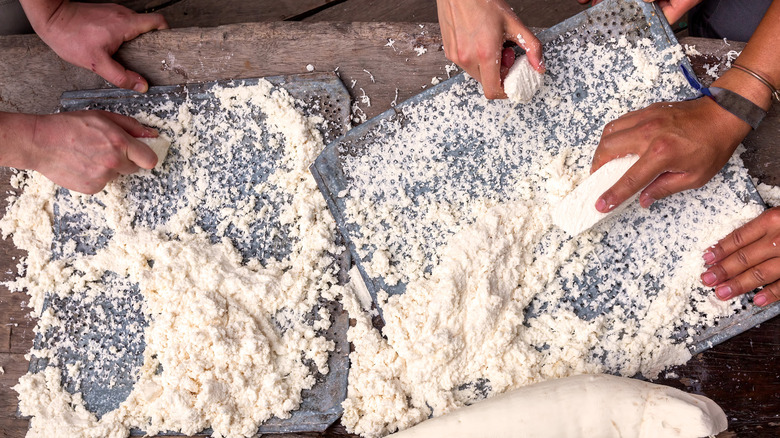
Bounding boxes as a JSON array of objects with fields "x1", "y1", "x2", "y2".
[{"x1": 731, "y1": 63, "x2": 780, "y2": 103}]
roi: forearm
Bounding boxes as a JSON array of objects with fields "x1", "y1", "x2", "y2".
[
  {"x1": 711, "y1": 0, "x2": 780, "y2": 111},
  {"x1": 0, "y1": 112, "x2": 39, "y2": 171},
  {"x1": 18, "y1": 0, "x2": 66, "y2": 34}
]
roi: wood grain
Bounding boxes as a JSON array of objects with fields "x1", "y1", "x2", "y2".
[
  {"x1": 301, "y1": 0, "x2": 585, "y2": 27},
  {"x1": 74, "y1": 0, "x2": 342, "y2": 27}
]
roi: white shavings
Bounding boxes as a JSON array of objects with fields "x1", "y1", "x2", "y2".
[
  {"x1": 336, "y1": 35, "x2": 763, "y2": 438},
  {"x1": 306, "y1": 64, "x2": 315, "y2": 72},
  {"x1": 414, "y1": 46, "x2": 427, "y2": 56},
  {"x1": 516, "y1": 33, "x2": 526, "y2": 46},
  {"x1": 385, "y1": 38, "x2": 396, "y2": 49},
  {"x1": 683, "y1": 44, "x2": 702, "y2": 57},
  {"x1": 444, "y1": 63, "x2": 458, "y2": 78},
  {"x1": 350, "y1": 79, "x2": 357, "y2": 89},
  {"x1": 704, "y1": 63, "x2": 720, "y2": 79},
  {"x1": 431, "y1": 77, "x2": 441, "y2": 86},
  {"x1": 359, "y1": 88, "x2": 371, "y2": 107},
  {"x1": 363, "y1": 69, "x2": 376, "y2": 83},
  {"x1": 3, "y1": 79, "x2": 341, "y2": 438},
  {"x1": 756, "y1": 181, "x2": 780, "y2": 207},
  {"x1": 351, "y1": 101, "x2": 367, "y2": 125},
  {"x1": 724, "y1": 50, "x2": 741, "y2": 67},
  {"x1": 390, "y1": 88, "x2": 399, "y2": 107}
]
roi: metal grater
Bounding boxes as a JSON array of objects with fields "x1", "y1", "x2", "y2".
[
  {"x1": 26, "y1": 73, "x2": 352, "y2": 434},
  {"x1": 311, "y1": 0, "x2": 779, "y2": 362}
]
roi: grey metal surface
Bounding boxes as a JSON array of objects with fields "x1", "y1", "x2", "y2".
[
  {"x1": 28, "y1": 73, "x2": 352, "y2": 434},
  {"x1": 310, "y1": 0, "x2": 779, "y2": 362}
]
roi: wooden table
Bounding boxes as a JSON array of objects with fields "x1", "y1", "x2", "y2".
[{"x1": 1, "y1": 2, "x2": 779, "y2": 437}]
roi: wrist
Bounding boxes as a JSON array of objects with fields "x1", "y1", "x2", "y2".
[
  {"x1": 18, "y1": 0, "x2": 68, "y2": 38},
  {"x1": 0, "y1": 113, "x2": 41, "y2": 171},
  {"x1": 711, "y1": 68, "x2": 773, "y2": 111}
]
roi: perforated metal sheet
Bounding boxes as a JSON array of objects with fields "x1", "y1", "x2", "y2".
[
  {"x1": 27, "y1": 73, "x2": 352, "y2": 434},
  {"x1": 311, "y1": 0, "x2": 778, "y2": 363}
]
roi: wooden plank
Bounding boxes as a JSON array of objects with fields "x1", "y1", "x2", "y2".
[
  {"x1": 76, "y1": 0, "x2": 342, "y2": 28},
  {"x1": 655, "y1": 317, "x2": 780, "y2": 436},
  {"x1": 152, "y1": 0, "x2": 342, "y2": 28},
  {"x1": 0, "y1": 22, "x2": 453, "y2": 120},
  {"x1": 302, "y1": 0, "x2": 585, "y2": 27}
]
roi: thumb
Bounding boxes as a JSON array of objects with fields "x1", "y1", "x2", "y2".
[
  {"x1": 94, "y1": 54, "x2": 149, "y2": 92},
  {"x1": 505, "y1": 21, "x2": 544, "y2": 73}
]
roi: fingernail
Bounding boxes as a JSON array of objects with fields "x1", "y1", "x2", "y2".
[
  {"x1": 146, "y1": 126, "x2": 158, "y2": 135},
  {"x1": 703, "y1": 251, "x2": 715, "y2": 264},
  {"x1": 595, "y1": 198, "x2": 608, "y2": 212},
  {"x1": 639, "y1": 193, "x2": 655, "y2": 208},
  {"x1": 715, "y1": 285, "x2": 732, "y2": 299},
  {"x1": 754, "y1": 294, "x2": 767, "y2": 306},
  {"x1": 133, "y1": 82, "x2": 148, "y2": 93},
  {"x1": 701, "y1": 271, "x2": 717, "y2": 286}
]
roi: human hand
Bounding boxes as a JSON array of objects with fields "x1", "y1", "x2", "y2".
[
  {"x1": 436, "y1": 0, "x2": 543, "y2": 99},
  {"x1": 576, "y1": 0, "x2": 702, "y2": 23},
  {"x1": 701, "y1": 208, "x2": 780, "y2": 307},
  {"x1": 589, "y1": 96, "x2": 750, "y2": 213},
  {"x1": 28, "y1": 111, "x2": 160, "y2": 194},
  {"x1": 23, "y1": 0, "x2": 168, "y2": 92}
]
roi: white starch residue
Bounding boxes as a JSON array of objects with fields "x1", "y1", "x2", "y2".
[
  {"x1": 2, "y1": 80, "x2": 341, "y2": 438},
  {"x1": 335, "y1": 36, "x2": 763, "y2": 437}
]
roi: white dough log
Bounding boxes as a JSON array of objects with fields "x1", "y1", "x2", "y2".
[
  {"x1": 391, "y1": 374, "x2": 727, "y2": 438},
  {"x1": 138, "y1": 136, "x2": 171, "y2": 169},
  {"x1": 503, "y1": 55, "x2": 544, "y2": 104},
  {"x1": 552, "y1": 154, "x2": 640, "y2": 236}
]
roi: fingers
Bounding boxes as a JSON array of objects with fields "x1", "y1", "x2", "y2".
[
  {"x1": 655, "y1": 1, "x2": 688, "y2": 24},
  {"x1": 100, "y1": 111, "x2": 156, "y2": 138},
  {"x1": 506, "y1": 21, "x2": 544, "y2": 73},
  {"x1": 94, "y1": 55, "x2": 148, "y2": 92},
  {"x1": 499, "y1": 47, "x2": 514, "y2": 79},
  {"x1": 705, "y1": 213, "x2": 772, "y2": 265},
  {"x1": 754, "y1": 281, "x2": 780, "y2": 307},
  {"x1": 594, "y1": 154, "x2": 664, "y2": 213},
  {"x1": 128, "y1": 12, "x2": 169, "y2": 36},
  {"x1": 126, "y1": 138, "x2": 159, "y2": 170},
  {"x1": 701, "y1": 208, "x2": 780, "y2": 306},
  {"x1": 638, "y1": 171, "x2": 695, "y2": 208},
  {"x1": 99, "y1": 111, "x2": 159, "y2": 169},
  {"x1": 590, "y1": 111, "x2": 648, "y2": 173},
  {"x1": 702, "y1": 238, "x2": 778, "y2": 289},
  {"x1": 479, "y1": 45, "x2": 506, "y2": 99},
  {"x1": 707, "y1": 258, "x2": 780, "y2": 304}
]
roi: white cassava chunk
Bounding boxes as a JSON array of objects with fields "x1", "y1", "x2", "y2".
[
  {"x1": 553, "y1": 154, "x2": 640, "y2": 236},
  {"x1": 503, "y1": 55, "x2": 544, "y2": 103},
  {"x1": 391, "y1": 374, "x2": 727, "y2": 438},
  {"x1": 137, "y1": 136, "x2": 171, "y2": 169}
]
